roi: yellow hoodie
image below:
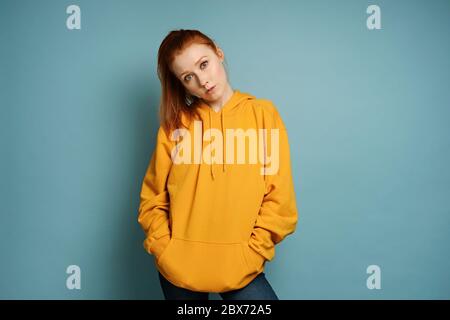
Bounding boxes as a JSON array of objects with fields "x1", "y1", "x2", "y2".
[{"x1": 138, "y1": 89, "x2": 298, "y2": 293}]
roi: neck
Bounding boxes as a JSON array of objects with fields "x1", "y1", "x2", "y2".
[{"x1": 205, "y1": 84, "x2": 234, "y2": 112}]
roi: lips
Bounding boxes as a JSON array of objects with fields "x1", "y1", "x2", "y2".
[{"x1": 206, "y1": 85, "x2": 216, "y2": 94}]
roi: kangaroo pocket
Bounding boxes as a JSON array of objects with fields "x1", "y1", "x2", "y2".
[{"x1": 156, "y1": 237, "x2": 265, "y2": 293}]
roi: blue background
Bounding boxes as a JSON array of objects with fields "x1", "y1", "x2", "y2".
[{"x1": 1, "y1": 0, "x2": 449, "y2": 299}]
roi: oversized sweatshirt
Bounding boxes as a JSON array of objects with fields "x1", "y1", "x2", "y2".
[{"x1": 138, "y1": 89, "x2": 298, "y2": 293}]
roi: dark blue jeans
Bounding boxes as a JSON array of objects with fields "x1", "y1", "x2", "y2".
[{"x1": 158, "y1": 272, "x2": 279, "y2": 300}]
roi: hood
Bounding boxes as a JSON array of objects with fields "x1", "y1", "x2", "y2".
[{"x1": 197, "y1": 89, "x2": 255, "y2": 181}]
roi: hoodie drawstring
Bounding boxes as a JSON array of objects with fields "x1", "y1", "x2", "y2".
[
  {"x1": 208, "y1": 107, "x2": 227, "y2": 181},
  {"x1": 208, "y1": 109, "x2": 214, "y2": 180},
  {"x1": 202, "y1": 90, "x2": 253, "y2": 181},
  {"x1": 221, "y1": 112, "x2": 226, "y2": 174}
]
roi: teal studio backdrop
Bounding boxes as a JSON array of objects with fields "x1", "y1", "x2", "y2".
[{"x1": 1, "y1": 0, "x2": 449, "y2": 300}]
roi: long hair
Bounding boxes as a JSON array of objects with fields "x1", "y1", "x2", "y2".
[{"x1": 156, "y1": 29, "x2": 228, "y2": 136}]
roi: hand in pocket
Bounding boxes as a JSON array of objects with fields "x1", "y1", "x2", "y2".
[{"x1": 150, "y1": 234, "x2": 171, "y2": 260}]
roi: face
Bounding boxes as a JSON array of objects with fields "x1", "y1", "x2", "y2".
[{"x1": 171, "y1": 42, "x2": 229, "y2": 103}]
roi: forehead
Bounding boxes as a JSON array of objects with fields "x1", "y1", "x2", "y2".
[{"x1": 171, "y1": 43, "x2": 214, "y2": 75}]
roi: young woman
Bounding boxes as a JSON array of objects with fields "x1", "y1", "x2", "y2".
[{"x1": 138, "y1": 29, "x2": 299, "y2": 300}]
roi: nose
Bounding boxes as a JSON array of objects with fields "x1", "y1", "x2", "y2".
[{"x1": 197, "y1": 74, "x2": 210, "y2": 88}]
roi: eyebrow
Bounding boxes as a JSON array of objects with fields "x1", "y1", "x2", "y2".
[{"x1": 180, "y1": 55, "x2": 207, "y2": 78}]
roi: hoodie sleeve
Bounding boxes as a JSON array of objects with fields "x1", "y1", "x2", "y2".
[
  {"x1": 249, "y1": 105, "x2": 299, "y2": 261},
  {"x1": 138, "y1": 126, "x2": 173, "y2": 259}
]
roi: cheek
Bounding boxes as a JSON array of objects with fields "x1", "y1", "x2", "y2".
[
  {"x1": 184, "y1": 81, "x2": 197, "y2": 92},
  {"x1": 213, "y1": 63, "x2": 226, "y2": 80}
]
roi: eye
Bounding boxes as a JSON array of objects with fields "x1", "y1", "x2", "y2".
[{"x1": 183, "y1": 61, "x2": 208, "y2": 82}]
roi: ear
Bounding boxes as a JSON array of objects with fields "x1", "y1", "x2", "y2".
[{"x1": 216, "y1": 47, "x2": 225, "y2": 62}]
